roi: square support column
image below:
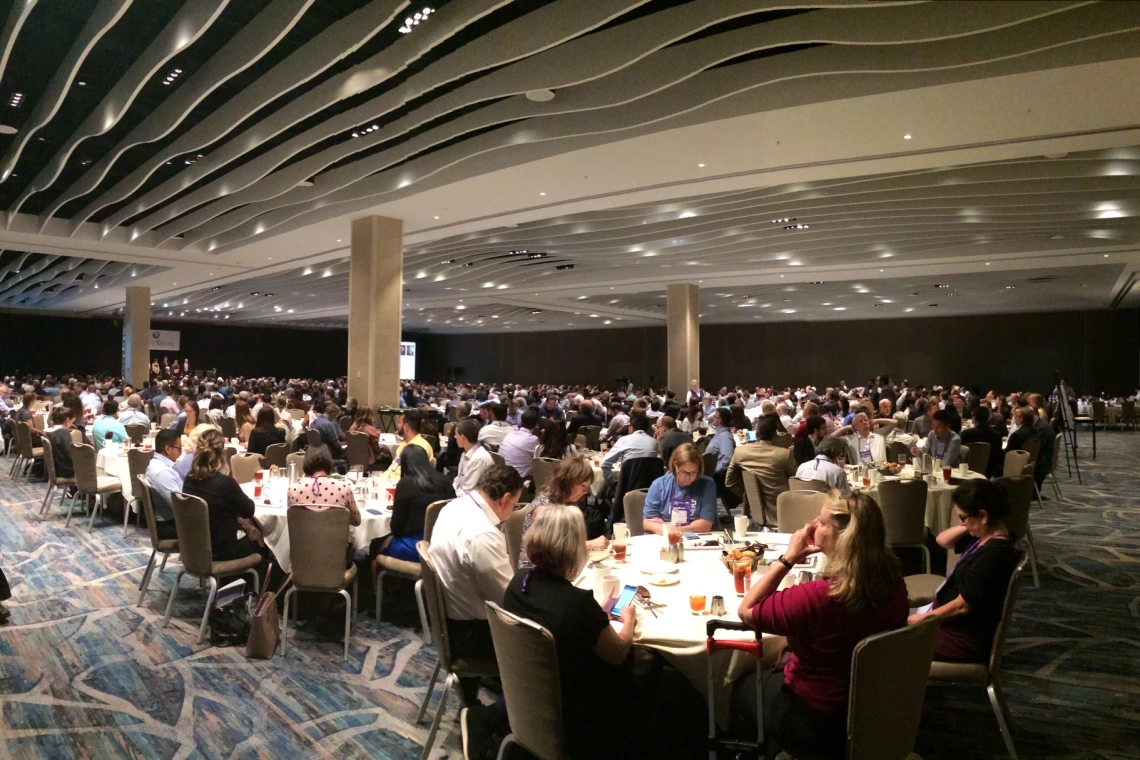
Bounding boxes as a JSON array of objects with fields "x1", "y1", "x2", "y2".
[
  {"x1": 348, "y1": 215, "x2": 403, "y2": 407},
  {"x1": 667, "y1": 283, "x2": 700, "y2": 396},
  {"x1": 122, "y1": 286, "x2": 150, "y2": 389}
]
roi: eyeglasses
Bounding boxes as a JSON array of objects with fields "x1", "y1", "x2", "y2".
[{"x1": 677, "y1": 469, "x2": 699, "y2": 478}]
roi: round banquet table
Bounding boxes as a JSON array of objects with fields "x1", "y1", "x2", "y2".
[
  {"x1": 241, "y1": 476, "x2": 393, "y2": 573},
  {"x1": 582, "y1": 453, "x2": 618, "y2": 497},
  {"x1": 378, "y1": 433, "x2": 400, "y2": 458},
  {"x1": 574, "y1": 532, "x2": 818, "y2": 728},
  {"x1": 848, "y1": 465, "x2": 987, "y2": 535}
]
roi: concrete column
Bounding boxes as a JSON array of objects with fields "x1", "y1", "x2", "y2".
[
  {"x1": 348, "y1": 215, "x2": 403, "y2": 406},
  {"x1": 667, "y1": 283, "x2": 700, "y2": 396},
  {"x1": 122, "y1": 286, "x2": 151, "y2": 389}
]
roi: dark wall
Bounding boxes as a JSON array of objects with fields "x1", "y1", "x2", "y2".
[{"x1": 411, "y1": 309, "x2": 1140, "y2": 396}]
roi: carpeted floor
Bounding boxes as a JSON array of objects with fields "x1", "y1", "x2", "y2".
[{"x1": 0, "y1": 431, "x2": 1138, "y2": 759}]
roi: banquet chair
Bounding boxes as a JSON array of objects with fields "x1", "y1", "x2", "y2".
[
  {"x1": 1021, "y1": 438, "x2": 1040, "y2": 468},
  {"x1": 485, "y1": 601, "x2": 564, "y2": 760},
  {"x1": 287, "y1": 409, "x2": 306, "y2": 422},
  {"x1": 573, "y1": 434, "x2": 587, "y2": 449},
  {"x1": 999, "y1": 476, "x2": 1038, "y2": 588},
  {"x1": 124, "y1": 448, "x2": 154, "y2": 535},
  {"x1": 740, "y1": 470, "x2": 772, "y2": 527},
  {"x1": 442, "y1": 422, "x2": 454, "y2": 438},
  {"x1": 694, "y1": 436, "x2": 710, "y2": 455},
  {"x1": 609, "y1": 456, "x2": 664, "y2": 532},
  {"x1": 579, "y1": 425, "x2": 601, "y2": 451},
  {"x1": 422, "y1": 433, "x2": 440, "y2": 454},
  {"x1": 124, "y1": 424, "x2": 148, "y2": 445},
  {"x1": 163, "y1": 493, "x2": 261, "y2": 645},
  {"x1": 531, "y1": 457, "x2": 558, "y2": 494},
  {"x1": 771, "y1": 432, "x2": 793, "y2": 449},
  {"x1": 70, "y1": 428, "x2": 84, "y2": 445},
  {"x1": 1091, "y1": 400, "x2": 1106, "y2": 429},
  {"x1": 929, "y1": 555, "x2": 1028, "y2": 760},
  {"x1": 374, "y1": 499, "x2": 451, "y2": 625},
  {"x1": 70, "y1": 443, "x2": 122, "y2": 532},
  {"x1": 966, "y1": 442, "x2": 991, "y2": 476},
  {"x1": 416, "y1": 541, "x2": 499, "y2": 760},
  {"x1": 958, "y1": 444, "x2": 970, "y2": 467},
  {"x1": 504, "y1": 503, "x2": 535, "y2": 572},
  {"x1": 775, "y1": 490, "x2": 827, "y2": 534},
  {"x1": 423, "y1": 498, "x2": 449, "y2": 543},
  {"x1": 702, "y1": 451, "x2": 718, "y2": 479},
  {"x1": 264, "y1": 442, "x2": 289, "y2": 469},
  {"x1": 135, "y1": 475, "x2": 179, "y2": 608},
  {"x1": 219, "y1": 416, "x2": 237, "y2": 440},
  {"x1": 622, "y1": 489, "x2": 648, "y2": 536},
  {"x1": 346, "y1": 431, "x2": 371, "y2": 471},
  {"x1": 1002, "y1": 450, "x2": 1029, "y2": 479},
  {"x1": 39, "y1": 437, "x2": 76, "y2": 518},
  {"x1": 160, "y1": 413, "x2": 175, "y2": 429},
  {"x1": 1048, "y1": 433, "x2": 1064, "y2": 500},
  {"x1": 10, "y1": 421, "x2": 43, "y2": 481},
  {"x1": 286, "y1": 452, "x2": 306, "y2": 472},
  {"x1": 1121, "y1": 400, "x2": 1137, "y2": 430},
  {"x1": 878, "y1": 479, "x2": 931, "y2": 573},
  {"x1": 904, "y1": 541, "x2": 961, "y2": 607},
  {"x1": 338, "y1": 415, "x2": 353, "y2": 433},
  {"x1": 788, "y1": 477, "x2": 829, "y2": 494},
  {"x1": 305, "y1": 429, "x2": 322, "y2": 448},
  {"x1": 490, "y1": 451, "x2": 506, "y2": 468},
  {"x1": 886, "y1": 440, "x2": 909, "y2": 465},
  {"x1": 229, "y1": 453, "x2": 261, "y2": 485},
  {"x1": 283, "y1": 506, "x2": 357, "y2": 661}
]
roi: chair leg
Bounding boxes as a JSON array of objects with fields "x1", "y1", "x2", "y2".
[
  {"x1": 495, "y1": 734, "x2": 516, "y2": 760},
  {"x1": 416, "y1": 660, "x2": 442, "y2": 724},
  {"x1": 281, "y1": 588, "x2": 295, "y2": 656},
  {"x1": 339, "y1": 588, "x2": 352, "y2": 662},
  {"x1": 198, "y1": 576, "x2": 219, "y2": 645},
  {"x1": 920, "y1": 544, "x2": 931, "y2": 575},
  {"x1": 414, "y1": 579, "x2": 431, "y2": 646},
  {"x1": 162, "y1": 570, "x2": 186, "y2": 628},
  {"x1": 65, "y1": 493, "x2": 85, "y2": 528},
  {"x1": 419, "y1": 672, "x2": 455, "y2": 760},
  {"x1": 374, "y1": 569, "x2": 386, "y2": 622},
  {"x1": 137, "y1": 549, "x2": 158, "y2": 603},
  {"x1": 1025, "y1": 528, "x2": 1040, "y2": 589},
  {"x1": 247, "y1": 568, "x2": 260, "y2": 596},
  {"x1": 1032, "y1": 481, "x2": 1043, "y2": 509},
  {"x1": 123, "y1": 499, "x2": 133, "y2": 537},
  {"x1": 40, "y1": 484, "x2": 54, "y2": 516},
  {"x1": 352, "y1": 575, "x2": 359, "y2": 623},
  {"x1": 159, "y1": 553, "x2": 169, "y2": 573},
  {"x1": 88, "y1": 494, "x2": 103, "y2": 533},
  {"x1": 987, "y1": 681, "x2": 1019, "y2": 760},
  {"x1": 1050, "y1": 471, "x2": 1062, "y2": 500}
]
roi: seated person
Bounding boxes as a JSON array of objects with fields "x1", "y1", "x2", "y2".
[
  {"x1": 828, "y1": 412, "x2": 888, "y2": 465},
  {"x1": 92, "y1": 400, "x2": 129, "y2": 452},
  {"x1": 1005, "y1": 405, "x2": 1054, "y2": 488},
  {"x1": 601, "y1": 412, "x2": 658, "y2": 479},
  {"x1": 144, "y1": 429, "x2": 184, "y2": 540},
  {"x1": 387, "y1": 408, "x2": 435, "y2": 478},
  {"x1": 533, "y1": 417, "x2": 578, "y2": 460},
  {"x1": 960, "y1": 406, "x2": 1004, "y2": 478},
  {"x1": 725, "y1": 416, "x2": 797, "y2": 521},
  {"x1": 476, "y1": 403, "x2": 512, "y2": 448},
  {"x1": 310, "y1": 402, "x2": 346, "y2": 458},
  {"x1": 794, "y1": 438, "x2": 850, "y2": 494},
  {"x1": 499, "y1": 406, "x2": 541, "y2": 479},
  {"x1": 453, "y1": 418, "x2": 494, "y2": 496},
  {"x1": 118, "y1": 395, "x2": 150, "y2": 428},
  {"x1": 909, "y1": 480, "x2": 1017, "y2": 663},
  {"x1": 655, "y1": 415, "x2": 691, "y2": 467},
  {"x1": 287, "y1": 444, "x2": 362, "y2": 526},
  {"x1": 181, "y1": 430, "x2": 269, "y2": 565},
  {"x1": 734, "y1": 492, "x2": 907, "y2": 758},
  {"x1": 371, "y1": 444, "x2": 453, "y2": 564},
  {"x1": 642, "y1": 443, "x2": 717, "y2": 534},
  {"x1": 46, "y1": 407, "x2": 78, "y2": 478},
  {"x1": 348, "y1": 407, "x2": 384, "y2": 468},
  {"x1": 246, "y1": 407, "x2": 287, "y2": 456},
  {"x1": 912, "y1": 409, "x2": 963, "y2": 466},
  {"x1": 518, "y1": 457, "x2": 608, "y2": 570},
  {"x1": 502, "y1": 504, "x2": 637, "y2": 759},
  {"x1": 792, "y1": 416, "x2": 826, "y2": 467}
]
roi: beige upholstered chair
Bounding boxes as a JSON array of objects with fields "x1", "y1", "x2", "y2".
[
  {"x1": 965, "y1": 441, "x2": 991, "y2": 475},
  {"x1": 346, "y1": 431, "x2": 371, "y2": 471},
  {"x1": 69, "y1": 443, "x2": 123, "y2": 532},
  {"x1": 490, "y1": 451, "x2": 506, "y2": 467},
  {"x1": 504, "y1": 503, "x2": 535, "y2": 572},
  {"x1": 886, "y1": 440, "x2": 910, "y2": 466},
  {"x1": 788, "y1": 476, "x2": 830, "y2": 493},
  {"x1": 573, "y1": 434, "x2": 587, "y2": 449},
  {"x1": 283, "y1": 506, "x2": 358, "y2": 660},
  {"x1": 124, "y1": 448, "x2": 154, "y2": 535},
  {"x1": 623, "y1": 489, "x2": 648, "y2": 536},
  {"x1": 531, "y1": 457, "x2": 559, "y2": 494},
  {"x1": 264, "y1": 442, "x2": 289, "y2": 469},
  {"x1": 486, "y1": 601, "x2": 565, "y2": 760},
  {"x1": 579, "y1": 425, "x2": 601, "y2": 450},
  {"x1": 285, "y1": 451, "x2": 306, "y2": 472},
  {"x1": 999, "y1": 475, "x2": 1038, "y2": 588},
  {"x1": 423, "y1": 498, "x2": 448, "y2": 544},
  {"x1": 159, "y1": 413, "x2": 175, "y2": 429},
  {"x1": 771, "y1": 432, "x2": 793, "y2": 449},
  {"x1": 229, "y1": 453, "x2": 261, "y2": 485},
  {"x1": 740, "y1": 470, "x2": 771, "y2": 526},
  {"x1": 958, "y1": 444, "x2": 970, "y2": 469},
  {"x1": 373, "y1": 497, "x2": 451, "y2": 627},
  {"x1": 69, "y1": 428, "x2": 84, "y2": 445},
  {"x1": 929, "y1": 555, "x2": 1028, "y2": 760},
  {"x1": 163, "y1": 493, "x2": 261, "y2": 644},
  {"x1": 775, "y1": 490, "x2": 827, "y2": 534},
  {"x1": 40, "y1": 437, "x2": 76, "y2": 517},
  {"x1": 305, "y1": 429, "x2": 322, "y2": 448},
  {"x1": 417, "y1": 541, "x2": 499, "y2": 760},
  {"x1": 124, "y1": 424, "x2": 148, "y2": 444},
  {"x1": 878, "y1": 479, "x2": 931, "y2": 573},
  {"x1": 136, "y1": 474, "x2": 179, "y2": 607},
  {"x1": 846, "y1": 617, "x2": 942, "y2": 760},
  {"x1": 1002, "y1": 450, "x2": 1029, "y2": 479},
  {"x1": 10, "y1": 421, "x2": 43, "y2": 481},
  {"x1": 702, "y1": 451, "x2": 718, "y2": 478},
  {"x1": 288, "y1": 408, "x2": 306, "y2": 422}
]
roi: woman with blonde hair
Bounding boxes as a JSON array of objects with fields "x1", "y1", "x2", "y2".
[
  {"x1": 182, "y1": 428, "x2": 268, "y2": 564},
  {"x1": 517, "y1": 456, "x2": 607, "y2": 571},
  {"x1": 234, "y1": 400, "x2": 255, "y2": 443},
  {"x1": 734, "y1": 491, "x2": 907, "y2": 757}
]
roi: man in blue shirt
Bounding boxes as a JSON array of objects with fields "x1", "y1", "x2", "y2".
[
  {"x1": 705, "y1": 407, "x2": 737, "y2": 512},
  {"x1": 91, "y1": 401, "x2": 129, "y2": 452},
  {"x1": 642, "y1": 445, "x2": 717, "y2": 533},
  {"x1": 144, "y1": 430, "x2": 184, "y2": 540},
  {"x1": 601, "y1": 413, "x2": 658, "y2": 479},
  {"x1": 311, "y1": 401, "x2": 347, "y2": 458}
]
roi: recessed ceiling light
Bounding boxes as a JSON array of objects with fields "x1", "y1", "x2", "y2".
[
  {"x1": 433, "y1": 215, "x2": 439, "y2": 220},
  {"x1": 539, "y1": 192, "x2": 546, "y2": 196},
  {"x1": 697, "y1": 163, "x2": 705, "y2": 168},
  {"x1": 903, "y1": 134, "x2": 912, "y2": 139},
  {"x1": 77, "y1": 81, "x2": 86, "y2": 86},
  {"x1": 525, "y1": 89, "x2": 555, "y2": 102},
  {"x1": 1005, "y1": 285, "x2": 1015, "y2": 289},
  {"x1": 1103, "y1": 254, "x2": 1109, "y2": 257},
  {"x1": 985, "y1": 262, "x2": 991, "y2": 266},
  {"x1": 832, "y1": 307, "x2": 845, "y2": 311},
  {"x1": 1050, "y1": 235, "x2": 1065, "y2": 240}
]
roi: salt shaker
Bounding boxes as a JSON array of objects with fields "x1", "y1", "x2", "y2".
[{"x1": 710, "y1": 596, "x2": 726, "y2": 616}]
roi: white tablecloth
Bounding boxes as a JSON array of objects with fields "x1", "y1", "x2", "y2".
[
  {"x1": 851, "y1": 466, "x2": 987, "y2": 535},
  {"x1": 95, "y1": 447, "x2": 133, "y2": 502},
  {"x1": 378, "y1": 433, "x2": 400, "y2": 458},
  {"x1": 586, "y1": 456, "x2": 618, "y2": 497},
  {"x1": 242, "y1": 477, "x2": 393, "y2": 573}
]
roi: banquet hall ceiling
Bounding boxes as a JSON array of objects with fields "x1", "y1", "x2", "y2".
[{"x1": 0, "y1": 0, "x2": 1137, "y2": 332}]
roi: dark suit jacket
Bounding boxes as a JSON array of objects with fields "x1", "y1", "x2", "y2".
[
  {"x1": 658, "y1": 428, "x2": 691, "y2": 467},
  {"x1": 792, "y1": 435, "x2": 816, "y2": 467}
]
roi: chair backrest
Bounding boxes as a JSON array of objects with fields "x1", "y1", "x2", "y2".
[
  {"x1": 288, "y1": 408, "x2": 306, "y2": 422},
  {"x1": 965, "y1": 441, "x2": 990, "y2": 475},
  {"x1": 1123, "y1": 400, "x2": 1136, "y2": 419},
  {"x1": 286, "y1": 451, "x2": 306, "y2": 472},
  {"x1": 160, "y1": 413, "x2": 175, "y2": 429},
  {"x1": 219, "y1": 416, "x2": 237, "y2": 440},
  {"x1": 702, "y1": 451, "x2": 718, "y2": 476},
  {"x1": 694, "y1": 435, "x2": 710, "y2": 454},
  {"x1": 229, "y1": 453, "x2": 261, "y2": 485},
  {"x1": 42, "y1": 436, "x2": 57, "y2": 483},
  {"x1": 490, "y1": 451, "x2": 505, "y2": 467},
  {"x1": 15, "y1": 421, "x2": 33, "y2": 458},
  {"x1": 958, "y1": 444, "x2": 970, "y2": 466},
  {"x1": 70, "y1": 428, "x2": 84, "y2": 444},
  {"x1": 579, "y1": 425, "x2": 601, "y2": 450},
  {"x1": 1092, "y1": 400, "x2": 1106, "y2": 419},
  {"x1": 504, "y1": 503, "x2": 535, "y2": 572},
  {"x1": 847, "y1": 616, "x2": 941, "y2": 760},
  {"x1": 338, "y1": 415, "x2": 353, "y2": 433},
  {"x1": 126, "y1": 448, "x2": 154, "y2": 487},
  {"x1": 170, "y1": 492, "x2": 214, "y2": 577},
  {"x1": 573, "y1": 434, "x2": 587, "y2": 449},
  {"x1": 623, "y1": 489, "x2": 648, "y2": 536},
  {"x1": 305, "y1": 428, "x2": 321, "y2": 448},
  {"x1": 1002, "y1": 450, "x2": 1029, "y2": 479},
  {"x1": 136, "y1": 474, "x2": 165, "y2": 550},
  {"x1": 997, "y1": 475, "x2": 1034, "y2": 539},
  {"x1": 987, "y1": 553, "x2": 1029, "y2": 675},
  {"x1": 70, "y1": 442, "x2": 98, "y2": 492},
  {"x1": 423, "y1": 433, "x2": 440, "y2": 453},
  {"x1": 877, "y1": 479, "x2": 929, "y2": 546},
  {"x1": 886, "y1": 440, "x2": 909, "y2": 465},
  {"x1": 287, "y1": 506, "x2": 352, "y2": 589},
  {"x1": 264, "y1": 442, "x2": 289, "y2": 469},
  {"x1": 486, "y1": 601, "x2": 565, "y2": 760},
  {"x1": 740, "y1": 469, "x2": 767, "y2": 522},
  {"x1": 124, "y1": 424, "x2": 148, "y2": 444},
  {"x1": 443, "y1": 421, "x2": 455, "y2": 437},
  {"x1": 531, "y1": 457, "x2": 559, "y2": 494},
  {"x1": 775, "y1": 490, "x2": 827, "y2": 533},
  {"x1": 1022, "y1": 437, "x2": 1040, "y2": 466},
  {"x1": 346, "y1": 431, "x2": 371, "y2": 469},
  {"x1": 771, "y1": 432, "x2": 793, "y2": 449},
  {"x1": 423, "y1": 498, "x2": 450, "y2": 542},
  {"x1": 418, "y1": 540, "x2": 455, "y2": 668},
  {"x1": 789, "y1": 476, "x2": 830, "y2": 493}
]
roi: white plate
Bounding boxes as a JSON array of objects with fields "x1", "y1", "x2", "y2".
[
  {"x1": 640, "y1": 562, "x2": 679, "y2": 575},
  {"x1": 646, "y1": 575, "x2": 680, "y2": 587}
]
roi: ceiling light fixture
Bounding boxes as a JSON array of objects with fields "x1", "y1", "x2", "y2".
[
  {"x1": 783, "y1": 224, "x2": 809, "y2": 230},
  {"x1": 8, "y1": 92, "x2": 22, "y2": 107},
  {"x1": 525, "y1": 89, "x2": 555, "y2": 102},
  {"x1": 770, "y1": 217, "x2": 794, "y2": 224},
  {"x1": 161, "y1": 68, "x2": 183, "y2": 86},
  {"x1": 399, "y1": 7, "x2": 434, "y2": 34},
  {"x1": 697, "y1": 163, "x2": 705, "y2": 168},
  {"x1": 903, "y1": 134, "x2": 912, "y2": 139}
]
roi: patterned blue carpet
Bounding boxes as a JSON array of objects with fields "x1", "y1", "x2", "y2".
[{"x1": 1, "y1": 432, "x2": 1138, "y2": 759}]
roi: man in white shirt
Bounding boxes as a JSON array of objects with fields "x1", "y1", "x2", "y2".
[
  {"x1": 80, "y1": 385, "x2": 102, "y2": 416},
  {"x1": 453, "y1": 419, "x2": 494, "y2": 496},
  {"x1": 601, "y1": 413, "x2": 658, "y2": 479},
  {"x1": 685, "y1": 378, "x2": 703, "y2": 405},
  {"x1": 499, "y1": 407, "x2": 541, "y2": 478},
  {"x1": 777, "y1": 401, "x2": 796, "y2": 436},
  {"x1": 144, "y1": 429, "x2": 184, "y2": 540},
  {"x1": 118, "y1": 395, "x2": 150, "y2": 428},
  {"x1": 429, "y1": 465, "x2": 523, "y2": 710},
  {"x1": 601, "y1": 402, "x2": 628, "y2": 442},
  {"x1": 795, "y1": 438, "x2": 850, "y2": 494},
  {"x1": 476, "y1": 404, "x2": 511, "y2": 448},
  {"x1": 829, "y1": 412, "x2": 888, "y2": 465}
]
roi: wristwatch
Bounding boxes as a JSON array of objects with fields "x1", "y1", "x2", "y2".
[{"x1": 777, "y1": 556, "x2": 795, "y2": 571}]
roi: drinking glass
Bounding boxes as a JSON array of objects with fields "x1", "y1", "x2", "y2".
[
  {"x1": 943, "y1": 466, "x2": 952, "y2": 483},
  {"x1": 689, "y1": 595, "x2": 707, "y2": 615},
  {"x1": 897, "y1": 454, "x2": 906, "y2": 466},
  {"x1": 613, "y1": 524, "x2": 629, "y2": 561},
  {"x1": 253, "y1": 470, "x2": 263, "y2": 485},
  {"x1": 733, "y1": 561, "x2": 751, "y2": 596}
]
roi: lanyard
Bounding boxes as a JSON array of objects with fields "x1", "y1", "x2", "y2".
[
  {"x1": 930, "y1": 435, "x2": 948, "y2": 459},
  {"x1": 813, "y1": 455, "x2": 829, "y2": 471},
  {"x1": 309, "y1": 476, "x2": 323, "y2": 498}
]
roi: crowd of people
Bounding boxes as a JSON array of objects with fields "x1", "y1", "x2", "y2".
[{"x1": 0, "y1": 368, "x2": 1118, "y2": 758}]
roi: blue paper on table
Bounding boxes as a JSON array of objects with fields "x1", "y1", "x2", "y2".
[{"x1": 366, "y1": 508, "x2": 384, "y2": 516}]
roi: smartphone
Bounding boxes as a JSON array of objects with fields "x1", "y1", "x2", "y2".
[
  {"x1": 746, "y1": 430, "x2": 757, "y2": 443},
  {"x1": 683, "y1": 531, "x2": 700, "y2": 541},
  {"x1": 609, "y1": 584, "x2": 638, "y2": 618}
]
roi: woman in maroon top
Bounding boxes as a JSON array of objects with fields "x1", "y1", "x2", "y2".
[{"x1": 735, "y1": 492, "x2": 908, "y2": 758}]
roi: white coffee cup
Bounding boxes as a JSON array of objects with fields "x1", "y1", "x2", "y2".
[
  {"x1": 959, "y1": 463, "x2": 969, "y2": 476},
  {"x1": 734, "y1": 515, "x2": 749, "y2": 536},
  {"x1": 613, "y1": 523, "x2": 629, "y2": 542},
  {"x1": 601, "y1": 574, "x2": 620, "y2": 602}
]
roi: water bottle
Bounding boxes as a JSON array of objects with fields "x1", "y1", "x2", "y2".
[{"x1": 287, "y1": 461, "x2": 298, "y2": 486}]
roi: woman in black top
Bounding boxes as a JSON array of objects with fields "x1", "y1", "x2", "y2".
[
  {"x1": 181, "y1": 429, "x2": 269, "y2": 565},
  {"x1": 909, "y1": 479, "x2": 1017, "y2": 662},
  {"x1": 371, "y1": 444, "x2": 453, "y2": 565},
  {"x1": 246, "y1": 407, "x2": 286, "y2": 456}
]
